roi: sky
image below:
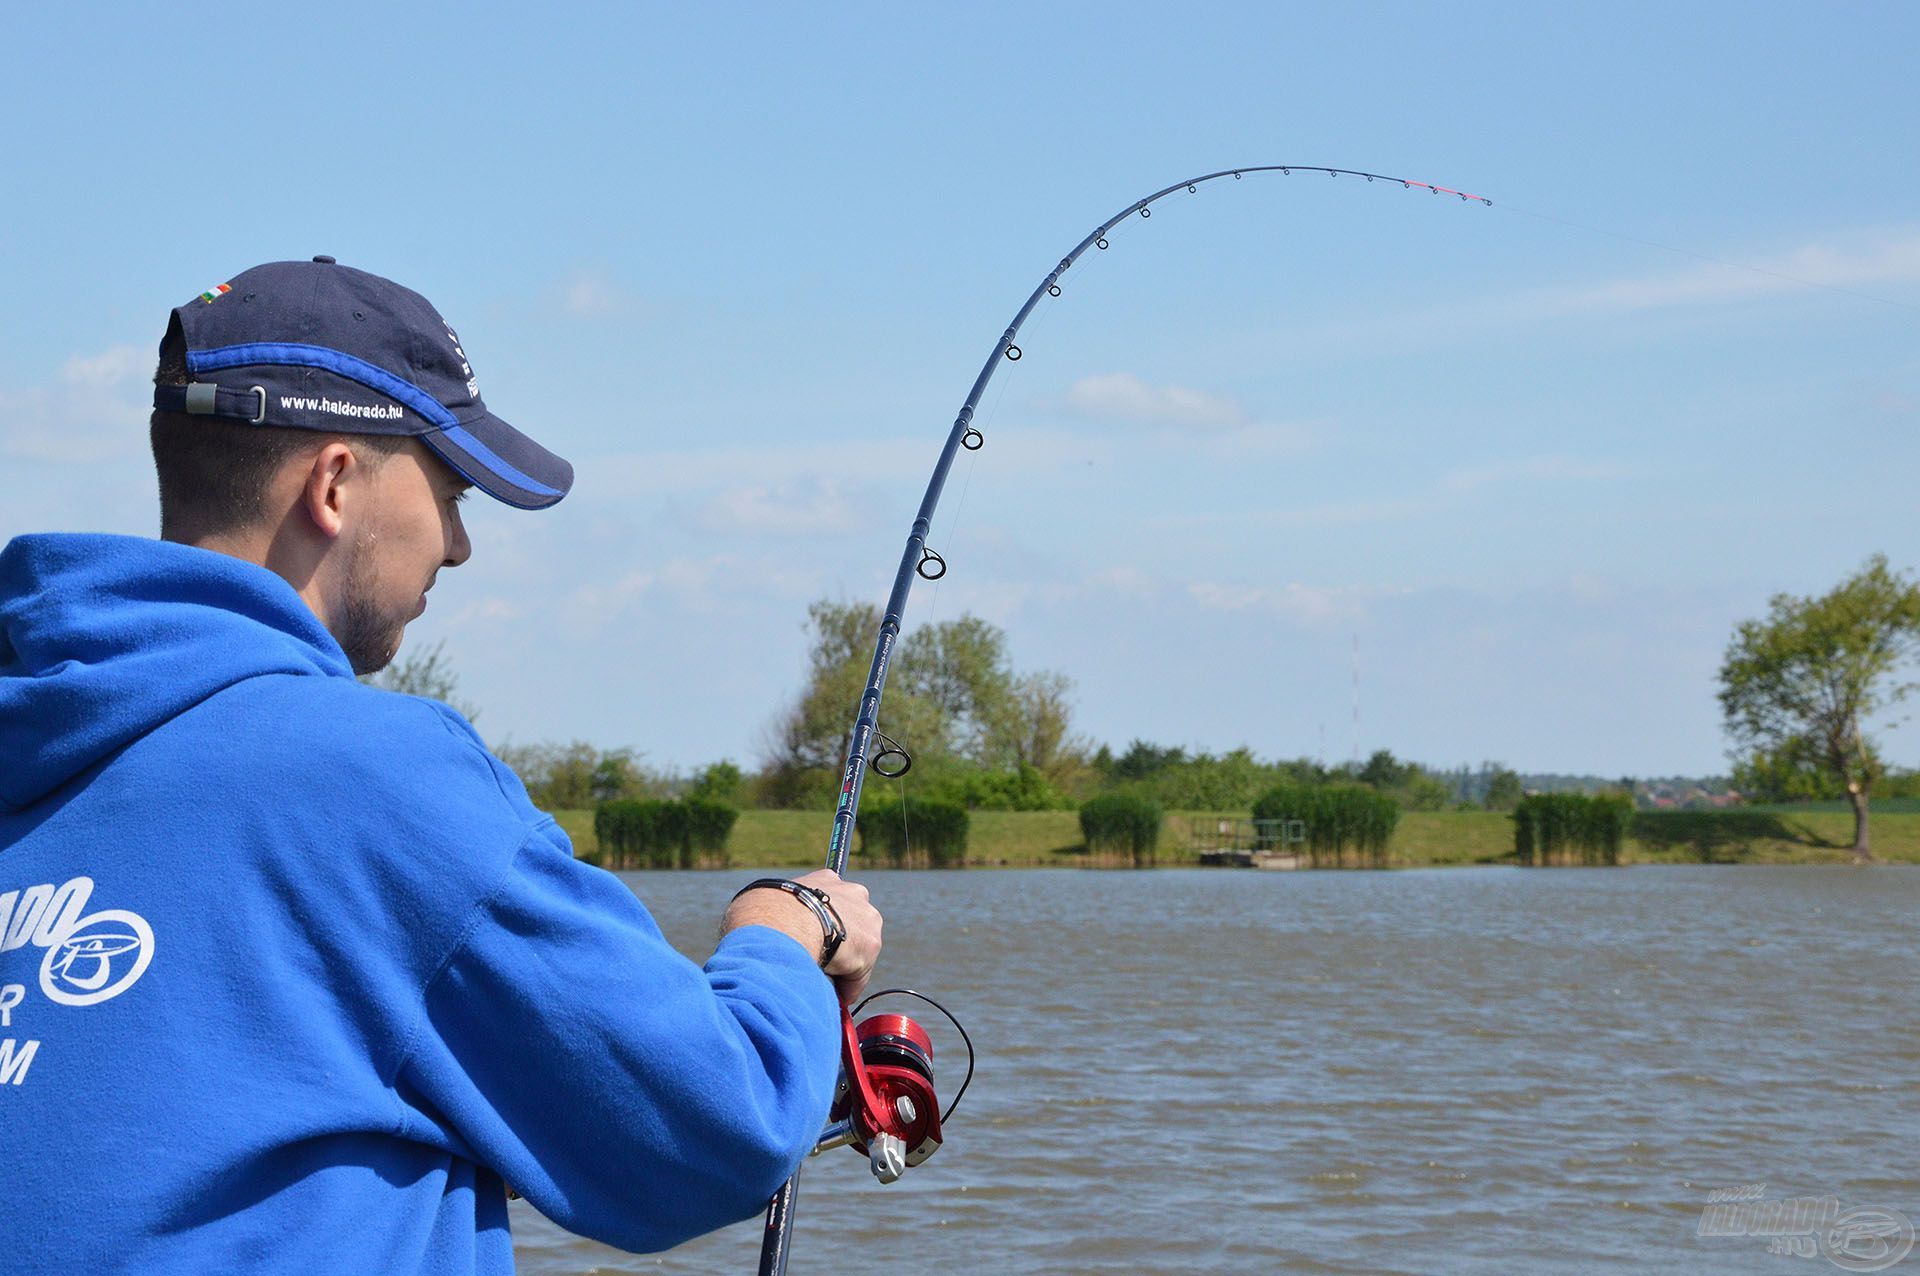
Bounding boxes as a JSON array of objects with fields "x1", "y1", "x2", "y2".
[{"x1": 3, "y1": 2, "x2": 1916, "y2": 779}]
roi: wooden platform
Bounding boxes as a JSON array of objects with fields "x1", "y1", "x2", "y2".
[{"x1": 1196, "y1": 849, "x2": 1304, "y2": 870}]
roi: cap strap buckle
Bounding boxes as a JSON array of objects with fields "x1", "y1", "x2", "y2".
[{"x1": 157, "y1": 382, "x2": 270, "y2": 425}]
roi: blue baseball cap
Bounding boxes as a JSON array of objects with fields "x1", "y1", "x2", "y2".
[{"x1": 153, "y1": 257, "x2": 573, "y2": 509}]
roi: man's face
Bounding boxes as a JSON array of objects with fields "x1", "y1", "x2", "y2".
[{"x1": 333, "y1": 441, "x2": 473, "y2": 675}]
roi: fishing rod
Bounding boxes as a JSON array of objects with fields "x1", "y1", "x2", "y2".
[{"x1": 757, "y1": 164, "x2": 1490, "y2": 1274}]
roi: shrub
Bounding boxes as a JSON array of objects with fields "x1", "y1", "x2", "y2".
[
  {"x1": 683, "y1": 798, "x2": 739, "y2": 868},
  {"x1": 595, "y1": 797, "x2": 735, "y2": 869},
  {"x1": 1078, "y1": 791, "x2": 1164, "y2": 866},
  {"x1": 1513, "y1": 793, "x2": 1632, "y2": 866},
  {"x1": 596, "y1": 799, "x2": 655, "y2": 869},
  {"x1": 936, "y1": 762, "x2": 1076, "y2": 811},
  {"x1": 649, "y1": 800, "x2": 689, "y2": 869},
  {"x1": 855, "y1": 794, "x2": 970, "y2": 868},
  {"x1": 1250, "y1": 783, "x2": 1399, "y2": 868}
]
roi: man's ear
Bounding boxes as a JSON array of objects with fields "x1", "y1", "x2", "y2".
[{"x1": 300, "y1": 442, "x2": 360, "y2": 541}]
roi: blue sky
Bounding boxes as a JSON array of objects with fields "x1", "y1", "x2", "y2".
[{"x1": 4, "y1": 2, "x2": 1916, "y2": 778}]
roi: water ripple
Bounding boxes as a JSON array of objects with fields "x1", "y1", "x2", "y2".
[{"x1": 510, "y1": 866, "x2": 1920, "y2": 1274}]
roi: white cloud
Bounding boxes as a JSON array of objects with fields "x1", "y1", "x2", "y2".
[
  {"x1": 444, "y1": 596, "x2": 527, "y2": 624},
  {"x1": 1548, "y1": 227, "x2": 1920, "y2": 314},
  {"x1": 556, "y1": 269, "x2": 640, "y2": 319},
  {"x1": 697, "y1": 479, "x2": 860, "y2": 535},
  {"x1": 0, "y1": 342, "x2": 152, "y2": 464},
  {"x1": 1065, "y1": 372, "x2": 1250, "y2": 429},
  {"x1": 1087, "y1": 564, "x2": 1155, "y2": 596},
  {"x1": 1871, "y1": 390, "x2": 1917, "y2": 417},
  {"x1": 1148, "y1": 451, "x2": 1624, "y2": 532},
  {"x1": 1187, "y1": 580, "x2": 1384, "y2": 626},
  {"x1": 565, "y1": 552, "x2": 749, "y2": 622},
  {"x1": 593, "y1": 436, "x2": 932, "y2": 498},
  {"x1": 1439, "y1": 455, "x2": 1628, "y2": 492},
  {"x1": 62, "y1": 345, "x2": 149, "y2": 389},
  {"x1": 1055, "y1": 373, "x2": 1314, "y2": 458},
  {"x1": 1266, "y1": 225, "x2": 1920, "y2": 359}
]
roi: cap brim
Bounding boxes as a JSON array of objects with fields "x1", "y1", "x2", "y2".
[{"x1": 421, "y1": 411, "x2": 574, "y2": 510}]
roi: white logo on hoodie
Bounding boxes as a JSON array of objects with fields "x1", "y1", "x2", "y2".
[{"x1": 0, "y1": 877, "x2": 154, "y2": 1007}]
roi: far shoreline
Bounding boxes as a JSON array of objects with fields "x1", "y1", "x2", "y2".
[{"x1": 549, "y1": 808, "x2": 1920, "y2": 871}]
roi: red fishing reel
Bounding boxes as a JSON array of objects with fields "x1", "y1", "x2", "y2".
[{"x1": 826, "y1": 989, "x2": 973, "y2": 1183}]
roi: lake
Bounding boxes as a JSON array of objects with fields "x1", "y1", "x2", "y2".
[{"x1": 511, "y1": 866, "x2": 1920, "y2": 1273}]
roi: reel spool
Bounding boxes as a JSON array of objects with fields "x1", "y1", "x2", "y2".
[{"x1": 827, "y1": 989, "x2": 973, "y2": 1184}]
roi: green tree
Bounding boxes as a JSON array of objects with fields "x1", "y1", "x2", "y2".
[
  {"x1": 492, "y1": 741, "x2": 653, "y2": 810},
  {"x1": 495, "y1": 740, "x2": 600, "y2": 809},
  {"x1": 978, "y1": 669, "x2": 1091, "y2": 785},
  {"x1": 687, "y1": 760, "x2": 746, "y2": 808},
  {"x1": 763, "y1": 598, "x2": 1085, "y2": 806},
  {"x1": 1718, "y1": 554, "x2": 1920, "y2": 862},
  {"x1": 1729, "y1": 737, "x2": 1848, "y2": 803},
  {"x1": 591, "y1": 748, "x2": 649, "y2": 803},
  {"x1": 359, "y1": 638, "x2": 479, "y2": 722},
  {"x1": 1357, "y1": 749, "x2": 1411, "y2": 790},
  {"x1": 761, "y1": 599, "x2": 893, "y2": 807},
  {"x1": 895, "y1": 614, "x2": 1011, "y2": 759},
  {"x1": 1483, "y1": 767, "x2": 1523, "y2": 812},
  {"x1": 1109, "y1": 741, "x2": 1188, "y2": 783}
]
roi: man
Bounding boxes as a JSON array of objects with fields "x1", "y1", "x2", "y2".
[{"x1": 0, "y1": 258, "x2": 881, "y2": 1272}]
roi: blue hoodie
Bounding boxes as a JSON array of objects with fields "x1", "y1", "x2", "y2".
[{"x1": 0, "y1": 533, "x2": 840, "y2": 1274}]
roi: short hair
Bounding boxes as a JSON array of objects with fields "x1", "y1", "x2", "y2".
[{"x1": 149, "y1": 313, "x2": 408, "y2": 542}]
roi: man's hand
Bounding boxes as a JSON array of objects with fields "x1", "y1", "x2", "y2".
[{"x1": 722, "y1": 870, "x2": 883, "y2": 1005}]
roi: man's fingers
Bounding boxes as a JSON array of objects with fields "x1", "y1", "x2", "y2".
[{"x1": 787, "y1": 870, "x2": 882, "y2": 1001}]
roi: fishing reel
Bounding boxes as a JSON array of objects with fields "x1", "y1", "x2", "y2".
[{"x1": 816, "y1": 989, "x2": 973, "y2": 1184}]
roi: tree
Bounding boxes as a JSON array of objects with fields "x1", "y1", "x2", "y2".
[
  {"x1": 1483, "y1": 767, "x2": 1524, "y2": 813},
  {"x1": 491, "y1": 741, "x2": 653, "y2": 810},
  {"x1": 895, "y1": 615, "x2": 1011, "y2": 759},
  {"x1": 762, "y1": 598, "x2": 1086, "y2": 805},
  {"x1": 1718, "y1": 555, "x2": 1920, "y2": 862},
  {"x1": 978, "y1": 670, "x2": 1091, "y2": 784},
  {"x1": 687, "y1": 760, "x2": 747, "y2": 808},
  {"x1": 1108, "y1": 740, "x2": 1188, "y2": 783},
  {"x1": 590, "y1": 749, "x2": 649, "y2": 803},
  {"x1": 760, "y1": 600, "x2": 896, "y2": 807},
  {"x1": 360, "y1": 638, "x2": 479, "y2": 722},
  {"x1": 1357, "y1": 749, "x2": 1411, "y2": 790},
  {"x1": 1730, "y1": 737, "x2": 1848, "y2": 804}
]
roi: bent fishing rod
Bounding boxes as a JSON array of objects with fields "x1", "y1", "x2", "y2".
[{"x1": 757, "y1": 165, "x2": 1489, "y2": 1274}]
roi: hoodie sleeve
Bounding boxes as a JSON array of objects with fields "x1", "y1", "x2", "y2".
[{"x1": 392, "y1": 817, "x2": 843, "y2": 1254}]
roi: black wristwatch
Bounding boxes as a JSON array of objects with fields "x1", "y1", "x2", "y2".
[{"x1": 731, "y1": 878, "x2": 846, "y2": 968}]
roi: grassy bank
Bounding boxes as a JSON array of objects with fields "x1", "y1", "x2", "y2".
[{"x1": 548, "y1": 807, "x2": 1920, "y2": 868}]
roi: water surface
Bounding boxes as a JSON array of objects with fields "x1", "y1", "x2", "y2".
[{"x1": 511, "y1": 866, "x2": 1920, "y2": 1273}]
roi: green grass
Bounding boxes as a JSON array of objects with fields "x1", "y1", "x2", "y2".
[
  {"x1": 1387, "y1": 812, "x2": 1518, "y2": 866},
  {"x1": 548, "y1": 807, "x2": 1920, "y2": 868},
  {"x1": 1627, "y1": 809, "x2": 1920, "y2": 864}
]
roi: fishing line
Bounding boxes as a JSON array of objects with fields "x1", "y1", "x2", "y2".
[
  {"x1": 903, "y1": 266, "x2": 1061, "y2": 813},
  {"x1": 850, "y1": 988, "x2": 976, "y2": 1122}
]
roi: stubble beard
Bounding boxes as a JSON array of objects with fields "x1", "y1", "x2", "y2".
[{"x1": 336, "y1": 529, "x2": 408, "y2": 677}]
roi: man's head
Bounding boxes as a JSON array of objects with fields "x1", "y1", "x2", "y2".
[{"x1": 149, "y1": 258, "x2": 572, "y2": 673}]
